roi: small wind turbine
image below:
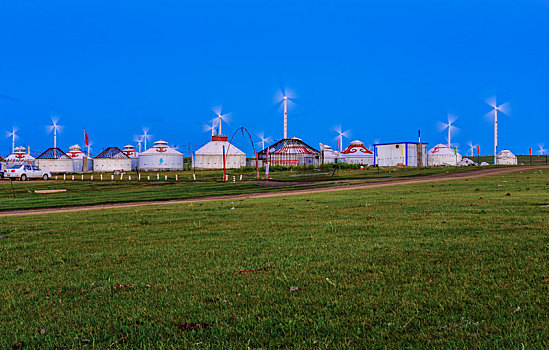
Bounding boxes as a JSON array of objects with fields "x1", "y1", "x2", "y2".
[
  {"x1": 212, "y1": 107, "x2": 231, "y2": 136},
  {"x1": 141, "y1": 128, "x2": 152, "y2": 150},
  {"x1": 486, "y1": 98, "x2": 510, "y2": 165},
  {"x1": 134, "y1": 135, "x2": 144, "y2": 153},
  {"x1": 275, "y1": 88, "x2": 297, "y2": 139},
  {"x1": 334, "y1": 126, "x2": 350, "y2": 152},
  {"x1": 47, "y1": 117, "x2": 63, "y2": 157},
  {"x1": 467, "y1": 141, "x2": 476, "y2": 157},
  {"x1": 538, "y1": 143, "x2": 547, "y2": 155},
  {"x1": 202, "y1": 118, "x2": 218, "y2": 137},
  {"x1": 257, "y1": 132, "x2": 272, "y2": 151},
  {"x1": 6, "y1": 127, "x2": 18, "y2": 153},
  {"x1": 438, "y1": 114, "x2": 459, "y2": 148}
]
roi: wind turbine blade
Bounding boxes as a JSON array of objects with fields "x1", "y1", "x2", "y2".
[
  {"x1": 497, "y1": 102, "x2": 511, "y2": 116},
  {"x1": 486, "y1": 96, "x2": 497, "y2": 109},
  {"x1": 437, "y1": 121, "x2": 449, "y2": 132},
  {"x1": 447, "y1": 113, "x2": 458, "y2": 125}
]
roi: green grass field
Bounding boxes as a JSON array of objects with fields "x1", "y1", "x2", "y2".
[
  {"x1": 0, "y1": 166, "x2": 502, "y2": 211},
  {"x1": 1, "y1": 169, "x2": 548, "y2": 348}
]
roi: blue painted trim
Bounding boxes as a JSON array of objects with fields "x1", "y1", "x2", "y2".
[{"x1": 405, "y1": 144, "x2": 408, "y2": 166}]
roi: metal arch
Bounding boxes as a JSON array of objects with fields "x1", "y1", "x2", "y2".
[{"x1": 226, "y1": 127, "x2": 256, "y2": 156}]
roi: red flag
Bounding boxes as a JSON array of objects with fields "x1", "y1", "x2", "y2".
[
  {"x1": 529, "y1": 148, "x2": 532, "y2": 156},
  {"x1": 84, "y1": 129, "x2": 89, "y2": 147},
  {"x1": 337, "y1": 138, "x2": 340, "y2": 151},
  {"x1": 477, "y1": 145, "x2": 480, "y2": 155}
]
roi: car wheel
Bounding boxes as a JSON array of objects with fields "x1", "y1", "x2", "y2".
[
  {"x1": 42, "y1": 174, "x2": 49, "y2": 180},
  {"x1": 20, "y1": 174, "x2": 27, "y2": 181}
]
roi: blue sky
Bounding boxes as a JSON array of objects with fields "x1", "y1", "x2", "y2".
[{"x1": 1, "y1": 0, "x2": 548, "y2": 157}]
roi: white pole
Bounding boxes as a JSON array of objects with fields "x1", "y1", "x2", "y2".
[
  {"x1": 211, "y1": 121, "x2": 215, "y2": 137},
  {"x1": 340, "y1": 134, "x2": 343, "y2": 152},
  {"x1": 494, "y1": 108, "x2": 498, "y2": 165},
  {"x1": 218, "y1": 114, "x2": 222, "y2": 135},
  {"x1": 53, "y1": 126, "x2": 57, "y2": 158},
  {"x1": 283, "y1": 96, "x2": 288, "y2": 139},
  {"x1": 12, "y1": 132, "x2": 15, "y2": 153},
  {"x1": 448, "y1": 124, "x2": 451, "y2": 149},
  {"x1": 144, "y1": 132, "x2": 147, "y2": 151}
]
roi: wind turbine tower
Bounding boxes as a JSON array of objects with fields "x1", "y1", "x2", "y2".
[{"x1": 283, "y1": 96, "x2": 288, "y2": 139}]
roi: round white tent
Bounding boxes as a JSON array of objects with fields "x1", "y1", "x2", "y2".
[
  {"x1": 138, "y1": 140, "x2": 183, "y2": 171},
  {"x1": 122, "y1": 145, "x2": 139, "y2": 170},
  {"x1": 93, "y1": 147, "x2": 132, "y2": 172},
  {"x1": 427, "y1": 144, "x2": 462, "y2": 166},
  {"x1": 496, "y1": 149, "x2": 517, "y2": 165},
  {"x1": 320, "y1": 144, "x2": 345, "y2": 164},
  {"x1": 194, "y1": 135, "x2": 246, "y2": 170},
  {"x1": 341, "y1": 140, "x2": 374, "y2": 165},
  {"x1": 5, "y1": 146, "x2": 35, "y2": 165},
  {"x1": 35, "y1": 148, "x2": 74, "y2": 173},
  {"x1": 67, "y1": 144, "x2": 92, "y2": 172}
]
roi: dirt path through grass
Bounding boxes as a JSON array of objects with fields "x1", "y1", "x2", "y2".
[{"x1": 1, "y1": 166, "x2": 546, "y2": 217}]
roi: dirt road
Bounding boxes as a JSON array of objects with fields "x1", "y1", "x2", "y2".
[{"x1": 1, "y1": 166, "x2": 546, "y2": 217}]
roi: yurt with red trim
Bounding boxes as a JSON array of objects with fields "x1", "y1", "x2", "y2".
[
  {"x1": 138, "y1": 140, "x2": 183, "y2": 171},
  {"x1": 194, "y1": 135, "x2": 246, "y2": 170},
  {"x1": 341, "y1": 140, "x2": 374, "y2": 165},
  {"x1": 427, "y1": 144, "x2": 462, "y2": 166},
  {"x1": 122, "y1": 145, "x2": 139, "y2": 170},
  {"x1": 257, "y1": 137, "x2": 320, "y2": 166},
  {"x1": 67, "y1": 144, "x2": 92, "y2": 172},
  {"x1": 320, "y1": 144, "x2": 345, "y2": 164},
  {"x1": 5, "y1": 146, "x2": 35, "y2": 165}
]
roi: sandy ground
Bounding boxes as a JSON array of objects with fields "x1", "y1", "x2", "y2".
[{"x1": 1, "y1": 166, "x2": 546, "y2": 217}]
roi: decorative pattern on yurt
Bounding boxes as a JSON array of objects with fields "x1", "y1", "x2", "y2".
[{"x1": 341, "y1": 140, "x2": 374, "y2": 165}]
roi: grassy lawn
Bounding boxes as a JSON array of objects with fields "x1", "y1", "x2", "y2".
[
  {"x1": 0, "y1": 169, "x2": 547, "y2": 348},
  {"x1": 0, "y1": 166, "x2": 504, "y2": 211}
]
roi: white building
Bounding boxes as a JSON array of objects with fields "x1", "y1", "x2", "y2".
[
  {"x1": 194, "y1": 135, "x2": 246, "y2": 169},
  {"x1": 138, "y1": 140, "x2": 184, "y2": 171},
  {"x1": 66, "y1": 144, "x2": 92, "y2": 172},
  {"x1": 427, "y1": 144, "x2": 462, "y2": 166},
  {"x1": 320, "y1": 144, "x2": 345, "y2": 164},
  {"x1": 35, "y1": 148, "x2": 74, "y2": 173},
  {"x1": 122, "y1": 145, "x2": 139, "y2": 170},
  {"x1": 5, "y1": 146, "x2": 35, "y2": 165},
  {"x1": 93, "y1": 147, "x2": 133, "y2": 172},
  {"x1": 341, "y1": 140, "x2": 374, "y2": 165},
  {"x1": 374, "y1": 142, "x2": 428, "y2": 167},
  {"x1": 496, "y1": 149, "x2": 517, "y2": 165}
]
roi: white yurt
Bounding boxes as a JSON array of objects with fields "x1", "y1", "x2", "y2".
[
  {"x1": 93, "y1": 147, "x2": 132, "y2": 172},
  {"x1": 341, "y1": 140, "x2": 374, "y2": 165},
  {"x1": 194, "y1": 135, "x2": 246, "y2": 169},
  {"x1": 427, "y1": 144, "x2": 462, "y2": 166},
  {"x1": 138, "y1": 140, "x2": 183, "y2": 171},
  {"x1": 35, "y1": 148, "x2": 74, "y2": 173},
  {"x1": 457, "y1": 158, "x2": 478, "y2": 166},
  {"x1": 320, "y1": 144, "x2": 345, "y2": 164},
  {"x1": 496, "y1": 149, "x2": 517, "y2": 165},
  {"x1": 122, "y1": 145, "x2": 139, "y2": 170},
  {"x1": 66, "y1": 144, "x2": 92, "y2": 172},
  {"x1": 5, "y1": 146, "x2": 35, "y2": 165}
]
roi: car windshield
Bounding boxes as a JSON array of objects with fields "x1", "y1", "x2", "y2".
[{"x1": 8, "y1": 165, "x2": 23, "y2": 169}]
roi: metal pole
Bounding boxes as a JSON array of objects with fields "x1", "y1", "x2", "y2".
[
  {"x1": 256, "y1": 152, "x2": 259, "y2": 180},
  {"x1": 218, "y1": 114, "x2": 222, "y2": 135},
  {"x1": 222, "y1": 145, "x2": 226, "y2": 182}
]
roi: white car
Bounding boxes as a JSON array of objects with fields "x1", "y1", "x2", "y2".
[{"x1": 3, "y1": 164, "x2": 51, "y2": 181}]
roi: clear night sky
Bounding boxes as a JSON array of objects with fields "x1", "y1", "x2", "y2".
[{"x1": 1, "y1": 0, "x2": 548, "y2": 157}]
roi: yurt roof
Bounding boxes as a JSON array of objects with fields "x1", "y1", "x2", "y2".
[
  {"x1": 341, "y1": 140, "x2": 373, "y2": 155},
  {"x1": 69, "y1": 144, "x2": 82, "y2": 151},
  {"x1": 497, "y1": 149, "x2": 516, "y2": 157},
  {"x1": 37, "y1": 148, "x2": 71, "y2": 159},
  {"x1": 141, "y1": 140, "x2": 183, "y2": 156},
  {"x1": 95, "y1": 147, "x2": 129, "y2": 159},
  {"x1": 428, "y1": 144, "x2": 458, "y2": 155},
  {"x1": 258, "y1": 138, "x2": 319, "y2": 156},
  {"x1": 6, "y1": 147, "x2": 35, "y2": 161},
  {"x1": 195, "y1": 137, "x2": 246, "y2": 156}
]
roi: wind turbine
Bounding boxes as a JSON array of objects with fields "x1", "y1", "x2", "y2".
[
  {"x1": 438, "y1": 114, "x2": 459, "y2": 148},
  {"x1": 134, "y1": 135, "x2": 144, "y2": 153},
  {"x1": 47, "y1": 117, "x2": 63, "y2": 157},
  {"x1": 6, "y1": 127, "x2": 18, "y2": 153},
  {"x1": 212, "y1": 107, "x2": 231, "y2": 136},
  {"x1": 334, "y1": 126, "x2": 350, "y2": 152},
  {"x1": 141, "y1": 128, "x2": 152, "y2": 151},
  {"x1": 538, "y1": 143, "x2": 547, "y2": 155},
  {"x1": 486, "y1": 98, "x2": 510, "y2": 165},
  {"x1": 275, "y1": 88, "x2": 297, "y2": 139},
  {"x1": 467, "y1": 141, "x2": 476, "y2": 157},
  {"x1": 202, "y1": 118, "x2": 219, "y2": 137},
  {"x1": 257, "y1": 132, "x2": 272, "y2": 151}
]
